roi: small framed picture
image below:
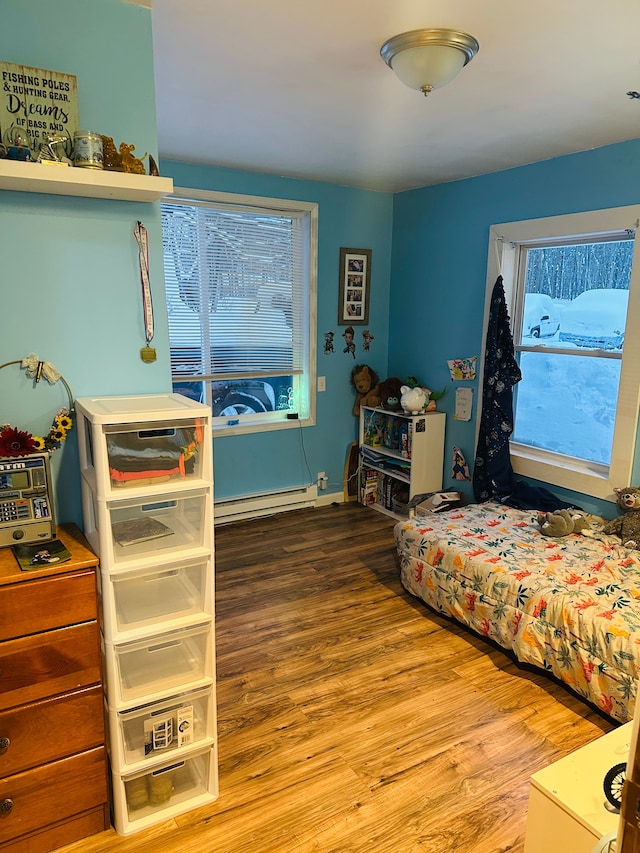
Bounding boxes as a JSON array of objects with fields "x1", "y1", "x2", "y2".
[{"x1": 338, "y1": 247, "x2": 371, "y2": 325}]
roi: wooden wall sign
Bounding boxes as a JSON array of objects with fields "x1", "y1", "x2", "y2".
[{"x1": 0, "y1": 61, "x2": 79, "y2": 155}]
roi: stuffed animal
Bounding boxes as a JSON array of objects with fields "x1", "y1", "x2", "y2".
[
  {"x1": 603, "y1": 486, "x2": 640, "y2": 548},
  {"x1": 538, "y1": 508, "x2": 592, "y2": 537},
  {"x1": 377, "y1": 377, "x2": 403, "y2": 411},
  {"x1": 350, "y1": 364, "x2": 380, "y2": 416}
]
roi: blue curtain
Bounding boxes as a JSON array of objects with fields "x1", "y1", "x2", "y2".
[
  {"x1": 473, "y1": 276, "x2": 521, "y2": 502},
  {"x1": 473, "y1": 276, "x2": 576, "y2": 511}
]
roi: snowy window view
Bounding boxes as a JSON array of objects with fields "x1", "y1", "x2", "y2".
[{"x1": 512, "y1": 237, "x2": 633, "y2": 466}]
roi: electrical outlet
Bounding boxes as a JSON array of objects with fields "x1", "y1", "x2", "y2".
[
  {"x1": 317, "y1": 376, "x2": 326, "y2": 392},
  {"x1": 317, "y1": 471, "x2": 328, "y2": 490}
]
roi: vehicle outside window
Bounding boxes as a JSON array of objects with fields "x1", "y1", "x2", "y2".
[
  {"x1": 161, "y1": 191, "x2": 317, "y2": 431},
  {"x1": 559, "y1": 288, "x2": 628, "y2": 351},
  {"x1": 523, "y1": 293, "x2": 560, "y2": 339}
]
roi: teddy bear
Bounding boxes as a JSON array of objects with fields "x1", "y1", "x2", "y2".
[
  {"x1": 538, "y1": 508, "x2": 592, "y2": 537},
  {"x1": 350, "y1": 364, "x2": 380, "y2": 415},
  {"x1": 603, "y1": 486, "x2": 640, "y2": 548}
]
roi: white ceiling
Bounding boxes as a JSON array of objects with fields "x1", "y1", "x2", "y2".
[{"x1": 149, "y1": 0, "x2": 640, "y2": 193}]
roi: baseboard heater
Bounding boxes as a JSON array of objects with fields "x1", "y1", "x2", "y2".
[{"x1": 214, "y1": 484, "x2": 318, "y2": 525}]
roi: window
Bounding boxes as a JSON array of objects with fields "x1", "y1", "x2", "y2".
[
  {"x1": 161, "y1": 189, "x2": 317, "y2": 434},
  {"x1": 485, "y1": 206, "x2": 640, "y2": 500}
]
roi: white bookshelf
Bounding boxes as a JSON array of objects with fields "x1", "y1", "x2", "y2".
[{"x1": 359, "y1": 406, "x2": 446, "y2": 519}]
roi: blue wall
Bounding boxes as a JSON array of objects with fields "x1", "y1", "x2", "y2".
[
  {"x1": 4, "y1": 0, "x2": 638, "y2": 526},
  {"x1": 0, "y1": 0, "x2": 168, "y2": 525},
  {"x1": 389, "y1": 139, "x2": 640, "y2": 516},
  {"x1": 162, "y1": 161, "x2": 393, "y2": 501},
  {"x1": 0, "y1": 0, "x2": 393, "y2": 525}
]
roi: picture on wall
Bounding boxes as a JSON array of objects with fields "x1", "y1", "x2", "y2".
[{"x1": 338, "y1": 247, "x2": 371, "y2": 325}]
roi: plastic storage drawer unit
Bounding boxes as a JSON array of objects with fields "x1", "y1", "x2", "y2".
[
  {"x1": 76, "y1": 393, "x2": 218, "y2": 835},
  {"x1": 100, "y1": 420, "x2": 206, "y2": 491},
  {"x1": 113, "y1": 746, "x2": 218, "y2": 835},
  {"x1": 103, "y1": 621, "x2": 214, "y2": 708},
  {"x1": 98, "y1": 556, "x2": 213, "y2": 642},
  {"x1": 82, "y1": 486, "x2": 212, "y2": 567},
  {"x1": 106, "y1": 685, "x2": 216, "y2": 774},
  {"x1": 76, "y1": 394, "x2": 212, "y2": 492}
]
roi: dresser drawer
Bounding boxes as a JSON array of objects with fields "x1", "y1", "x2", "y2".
[
  {"x1": 0, "y1": 570, "x2": 97, "y2": 642},
  {"x1": 0, "y1": 746, "x2": 108, "y2": 844},
  {"x1": 0, "y1": 623, "x2": 101, "y2": 709},
  {"x1": 0, "y1": 685, "x2": 104, "y2": 776},
  {"x1": 0, "y1": 806, "x2": 109, "y2": 853}
]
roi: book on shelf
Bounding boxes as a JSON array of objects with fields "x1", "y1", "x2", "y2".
[
  {"x1": 361, "y1": 446, "x2": 387, "y2": 464},
  {"x1": 111, "y1": 516, "x2": 174, "y2": 547},
  {"x1": 12, "y1": 538, "x2": 72, "y2": 571},
  {"x1": 381, "y1": 457, "x2": 410, "y2": 472}
]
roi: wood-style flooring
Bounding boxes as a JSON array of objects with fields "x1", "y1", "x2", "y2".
[{"x1": 60, "y1": 502, "x2": 615, "y2": 853}]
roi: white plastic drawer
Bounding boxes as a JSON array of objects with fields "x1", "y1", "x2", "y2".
[
  {"x1": 106, "y1": 420, "x2": 206, "y2": 484},
  {"x1": 82, "y1": 486, "x2": 212, "y2": 567},
  {"x1": 103, "y1": 621, "x2": 214, "y2": 708},
  {"x1": 106, "y1": 685, "x2": 216, "y2": 774},
  {"x1": 98, "y1": 556, "x2": 213, "y2": 642},
  {"x1": 112, "y1": 745, "x2": 218, "y2": 835},
  {"x1": 75, "y1": 394, "x2": 212, "y2": 499}
]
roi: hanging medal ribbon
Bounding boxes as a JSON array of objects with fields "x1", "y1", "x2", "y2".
[{"x1": 134, "y1": 220, "x2": 157, "y2": 363}]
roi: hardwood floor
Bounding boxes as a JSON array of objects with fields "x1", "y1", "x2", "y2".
[{"x1": 60, "y1": 503, "x2": 614, "y2": 853}]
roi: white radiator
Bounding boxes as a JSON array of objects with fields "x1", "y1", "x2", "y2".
[{"x1": 214, "y1": 484, "x2": 318, "y2": 525}]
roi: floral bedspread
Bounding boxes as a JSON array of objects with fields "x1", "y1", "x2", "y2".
[{"x1": 395, "y1": 501, "x2": 640, "y2": 721}]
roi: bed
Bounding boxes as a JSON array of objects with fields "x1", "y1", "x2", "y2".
[{"x1": 395, "y1": 500, "x2": 640, "y2": 722}]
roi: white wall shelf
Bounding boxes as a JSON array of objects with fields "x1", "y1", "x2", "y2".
[{"x1": 0, "y1": 159, "x2": 173, "y2": 201}]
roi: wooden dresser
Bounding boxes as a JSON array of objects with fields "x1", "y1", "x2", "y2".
[{"x1": 0, "y1": 523, "x2": 109, "y2": 852}]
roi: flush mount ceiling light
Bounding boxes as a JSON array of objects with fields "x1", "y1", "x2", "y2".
[{"x1": 380, "y1": 28, "x2": 479, "y2": 97}]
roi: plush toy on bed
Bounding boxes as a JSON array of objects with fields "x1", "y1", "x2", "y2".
[
  {"x1": 538, "y1": 508, "x2": 592, "y2": 537},
  {"x1": 603, "y1": 486, "x2": 640, "y2": 549}
]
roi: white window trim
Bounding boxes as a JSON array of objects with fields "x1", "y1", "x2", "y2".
[
  {"x1": 165, "y1": 187, "x2": 318, "y2": 436},
  {"x1": 483, "y1": 205, "x2": 640, "y2": 503}
]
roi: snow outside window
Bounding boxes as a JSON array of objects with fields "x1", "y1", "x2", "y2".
[
  {"x1": 484, "y1": 206, "x2": 640, "y2": 501},
  {"x1": 161, "y1": 189, "x2": 318, "y2": 435}
]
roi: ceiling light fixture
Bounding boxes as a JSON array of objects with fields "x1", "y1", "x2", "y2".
[{"x1": 380, "y1": 28, "x2": 479, "y2": 97}]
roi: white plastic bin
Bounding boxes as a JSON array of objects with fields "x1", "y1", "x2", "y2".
[
  {"x1": 106, "y1": 685, "x2": 216, "y2": 773},
  {"x1": 82, "y1": 485, "x2": 212, "y2": 567},
  {"x1": 112, "y1": 745, "x2": 218, "y2": 835},
  {"x1": 98, "y1": 556, "x2": 213, "y2": 642},
  {"x1": 103, "y1": 621, "x2": 214, "y2": 708},
  {"x1": 75, "y1": 394, "x2": 212, "y2": 500}
]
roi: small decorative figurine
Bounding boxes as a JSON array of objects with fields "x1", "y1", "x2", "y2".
[
  {"x1": 3, "y1": 126, "x2": 33, "y2": 161},
  {"x1": 37, "y1": 133, "x2": 72, "y2": 166},
  {"x1": 148, "y1": 154, "x2": 160, "y2": 176},
  {"x1": 101, "y1": 135, "x2": 123, "y2": 171},
  {"x1": 119, "y1": 142, "x2": 146, "y2": 175}
]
